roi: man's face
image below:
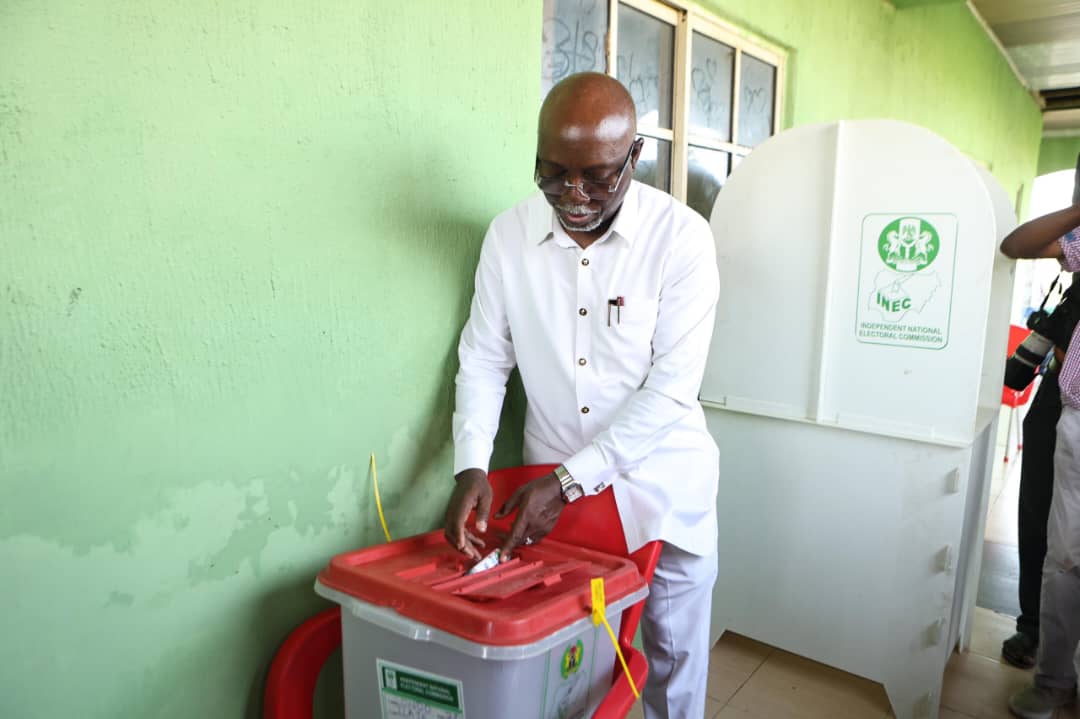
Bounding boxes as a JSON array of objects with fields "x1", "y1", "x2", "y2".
[{"x1": 535, "y1": 124, "x2": 639, "y2": 237}]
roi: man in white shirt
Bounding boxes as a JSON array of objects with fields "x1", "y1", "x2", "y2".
[{"x1": 444, "y1": 72, "x2": 720, "y2": 719}]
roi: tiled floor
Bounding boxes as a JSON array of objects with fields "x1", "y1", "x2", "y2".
[{"x1": 626, "y1": 607, "x2": 1074, "y2": 719}]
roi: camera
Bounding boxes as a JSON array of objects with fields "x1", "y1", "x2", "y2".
[
  {"x1": 1002, "y1": 152, "x2": 1080, "y2": 392},
  {"x1": 1003, "y1": 275, "x2": 1080, "y2": 391}
]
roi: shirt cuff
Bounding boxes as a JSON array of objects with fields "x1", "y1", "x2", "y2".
[
  {"x1": 562, "y1": 444, "x2": 620, "y2": 496},
  {"x1": 1060, "y1": 227, "x2": 1080, "y2": 272},
  {"x1": 453, "y1": 439, "x2": 493, "y2": 476}
]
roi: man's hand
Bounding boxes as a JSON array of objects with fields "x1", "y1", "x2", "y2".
[
  {"x1": 444, "y1": 468, "x2": 493, "y2": 560},
  {"x1": 495, "y1": 473, "x2": 565, "y2": 561}
]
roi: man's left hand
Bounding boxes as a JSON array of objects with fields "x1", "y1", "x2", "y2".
[{"x1": 494, "y1": 473, "x2": 565, "y2": 560}]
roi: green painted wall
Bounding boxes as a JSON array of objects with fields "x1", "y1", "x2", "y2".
[
  {"x1": 1038, "y1": 136, "x2": 1080, "y2": 177},
  {"x1": 0, "y1": 1, "x2": 1044, "y2": 717},
  {"x1": 701, "y1": 0, "x2": 1043, "y2": 210},
  {"x1": 0, "y1": 2, "x2": 536, "y2": 717}
]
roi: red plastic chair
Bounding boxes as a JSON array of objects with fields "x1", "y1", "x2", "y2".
[
  {"x1": 264, "y1": 607, "x2": 341, "y2": 719},
  {"x1": 1002, "y1": 324, "x2": 1037, "y2": 465},
  {"x1": 263, "y1": 464, "x2": 661, "y2": 719}
]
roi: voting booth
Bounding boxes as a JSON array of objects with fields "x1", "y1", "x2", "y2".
[{"x1": 702, "y1": 120, "x2": 1016, "y2": 719}]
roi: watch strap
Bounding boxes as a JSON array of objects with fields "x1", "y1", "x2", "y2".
[{"x1": 554, "y1": 465, "x2": 584, "y2": 503}]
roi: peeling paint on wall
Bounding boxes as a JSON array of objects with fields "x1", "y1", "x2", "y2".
[{"x1": 0, "y1": 1, "x2": 537, "y2": 717}]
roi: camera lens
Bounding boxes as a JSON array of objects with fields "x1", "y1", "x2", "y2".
[{"x1": 1003, "y1": 331, "x2": 1055, "y2": 391}]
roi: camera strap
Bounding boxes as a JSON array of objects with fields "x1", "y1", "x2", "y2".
[{"x1": 1037, "y1": 273, "x2": 1065, "y2": 313}]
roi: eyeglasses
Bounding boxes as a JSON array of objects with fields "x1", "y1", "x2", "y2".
[{"x1": 534, "y1": 138, "x2": 643, "y2": 198}]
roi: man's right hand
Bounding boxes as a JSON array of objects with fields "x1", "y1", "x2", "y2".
[{"x1": 444, "y1": 468, "x2": 493, "y2": 560}]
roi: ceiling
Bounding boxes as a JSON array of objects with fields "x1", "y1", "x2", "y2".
[{"x1": 971, "y1": 0, "x2": 1080, "y2": 132}]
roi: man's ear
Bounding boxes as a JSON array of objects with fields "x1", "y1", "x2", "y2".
[{"x1": 629, "y1": 137, "x2": 644, "y2": 170}]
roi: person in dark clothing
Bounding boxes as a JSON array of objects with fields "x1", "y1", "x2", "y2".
[{"x1": 1003, "y1": 369, "x2": 1062, "y2": 668}]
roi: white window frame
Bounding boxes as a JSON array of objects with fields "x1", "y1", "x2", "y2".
[{"x1": 605, "y1": 0, "x2": 787, "y2": 202}]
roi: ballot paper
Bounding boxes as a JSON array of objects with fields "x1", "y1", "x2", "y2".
[{"x1": 465, "y1": 549, "x2": 501, "y2": 575}]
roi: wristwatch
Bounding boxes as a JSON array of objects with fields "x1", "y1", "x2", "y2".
[{"x1": 554, "y1": 465, "x2": 584, "y2": 504}]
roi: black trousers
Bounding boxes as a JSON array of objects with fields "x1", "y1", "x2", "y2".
[{"x1": 1016, "y1": 371, "x2": 1063, "y2": 637}]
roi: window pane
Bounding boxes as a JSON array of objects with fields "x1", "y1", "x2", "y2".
[
  {"x1": 686, "y1": 145, "x2": 729, "y2": 219},
  {"x1": 633, "y1": 136, "x2": 672, "y2": 192},
  {"x1": 541, "y1": 0, "x2": 609, "y2": 96},
  {"x1": 737, "y1": 53, "x2": 776, "y2": 148},
  {"x1": 689, "y1": 32, "x2": 734, "y2": 143},
  {"x1": 616, "y1": 4, "x2": 674, "y2": 130}
]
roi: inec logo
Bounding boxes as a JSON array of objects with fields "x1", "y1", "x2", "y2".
[
  {"x1": 857, "y1": 212, "x2": 953, "y2": 350},
  {"x1": 877, "y1": 217, "x2": 939, "y2": 273}
]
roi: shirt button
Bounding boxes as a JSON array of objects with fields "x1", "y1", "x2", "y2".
[
  {"x1": 581, "y1": 258, "x2": 590, "y2": 266},
  {"x1": 578, "y1": 308, "x2": 587, "y2": 316},
  {"x1": 581, "y1": 406, "x2": 590, "y2": 414},
  {"x1": 578, "y1": 358, "x2": 587, "y2": 366}
]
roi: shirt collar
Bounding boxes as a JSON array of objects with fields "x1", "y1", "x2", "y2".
[
  {"x1": 608, "y1": 180, "x2": 639, "y2": 245},
  {"x1": 530, "y1": 181, "x2": 641, "y2": 247}
]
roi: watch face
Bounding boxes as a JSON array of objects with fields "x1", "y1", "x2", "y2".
[{"x1": 565, "y1": 483, "x2": 584, "y2": 503}]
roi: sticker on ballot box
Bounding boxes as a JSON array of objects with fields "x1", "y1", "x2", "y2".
[
  {"x1": 855, "y1": 213, "x2": 958, "y2": 350},
  {"x1": 377, "y1": 659, "x2": 465, "y2": 719},
  {"x1": 540, "y1": 629, "x2": 599, "y2": 719}
]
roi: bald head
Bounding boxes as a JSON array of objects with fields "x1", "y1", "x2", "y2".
[
  {"x1": 538, "y1": 73, "x2": 637, "y2": 149},
  {"x1": 534, "y1": 73, "x2": 641, "y2": 244}
]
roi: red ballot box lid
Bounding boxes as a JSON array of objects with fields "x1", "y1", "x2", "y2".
[{"x1": 317, "y1": 530, "x2": 646, "y2": 646}]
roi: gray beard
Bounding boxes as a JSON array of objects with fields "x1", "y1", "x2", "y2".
[{"x1": 556, "y1": 208, "x2": 604, "y2": 233}]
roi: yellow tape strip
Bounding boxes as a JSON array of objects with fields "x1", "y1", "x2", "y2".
[
  {"x1": 370, "y1": 453, "x2": 392, "y2": 543},
  {"x1": 591, "y1": 578, "x2": 640, "y2": 700}
]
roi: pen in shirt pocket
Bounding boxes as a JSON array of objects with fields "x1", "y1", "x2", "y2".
[{"x1": 607, "y1": 296, "x2": 625, "y2": 326}]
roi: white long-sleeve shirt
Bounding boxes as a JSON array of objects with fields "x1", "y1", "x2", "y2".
[{"x1": 453, "y1": 181, "x2": 720, "y2": 555}]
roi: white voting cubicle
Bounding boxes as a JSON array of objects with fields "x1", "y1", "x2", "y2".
[{"x1": 702, "y1": 120, "x2": 1016, "y2": 719}]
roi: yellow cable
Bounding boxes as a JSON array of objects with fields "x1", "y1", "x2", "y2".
[
  {"x1": 591, "y1": 578, "x2": 640, "y2": 699},
  {"x1": 370, "y1": 453, "x2": 392, "y2": 543},
  {"x1": 601, "y1": 614, "x2": 639, "y2": 699}
]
